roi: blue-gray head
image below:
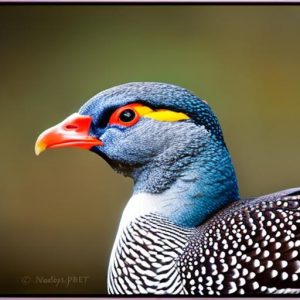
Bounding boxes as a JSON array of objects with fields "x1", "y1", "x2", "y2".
[{"x1": 35, "y1": 82, "x2": 239, "y2": 227}]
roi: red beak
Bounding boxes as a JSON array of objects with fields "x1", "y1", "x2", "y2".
[{"x1": 35, "y1": 113, "x2": 103, "y2": 155}]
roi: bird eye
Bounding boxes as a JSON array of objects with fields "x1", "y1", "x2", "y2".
[
  {"x1": 119, "y1": 109, "x2": 136, "y2": 123},
  {"x1": 108, "y1": 104, "x2": 141, "y2": 127}
]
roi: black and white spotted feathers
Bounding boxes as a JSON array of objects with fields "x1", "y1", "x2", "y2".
[
  {"x1": 108, "y1": 188, "x2": 300, "y2": 295},
  {"x1": 180, "y1": 188, "x2": 300, "y2": 295}
]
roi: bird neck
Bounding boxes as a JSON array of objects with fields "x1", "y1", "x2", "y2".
[{"x1": 130, "y1": 137, "x2": 239, "y2": 228}]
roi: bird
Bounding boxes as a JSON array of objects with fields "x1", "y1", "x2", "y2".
[{"x1": 35, "y1": 82, "x2": 300, "y2": 295}]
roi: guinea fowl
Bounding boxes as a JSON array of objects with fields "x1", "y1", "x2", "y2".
[{"x1": 35, "y1": 82, "x2": 300, "y2": 295}]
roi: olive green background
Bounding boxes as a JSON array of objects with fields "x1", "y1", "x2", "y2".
[{"x1": 1, "y1": 4, "x2": 300, "y2": 294}]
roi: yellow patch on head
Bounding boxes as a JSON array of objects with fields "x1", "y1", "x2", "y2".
[{"x1": 135, "y1": 105, "x2": 189, "y2": 122}]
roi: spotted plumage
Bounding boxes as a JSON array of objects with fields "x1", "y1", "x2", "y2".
[
  {"x1": 106, "y1": 188, "x2": 300, "y2": 295},
  {"x1": 180, "y1": 188, "x2": 300, "y2": 295},
  {"x1": 35, "y1": 82, "x2": 300, "y2": 295}
]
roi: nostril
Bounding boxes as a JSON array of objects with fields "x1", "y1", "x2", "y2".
[{"x1": 65, "y1": 124, "x2": 78, "y2": 130}]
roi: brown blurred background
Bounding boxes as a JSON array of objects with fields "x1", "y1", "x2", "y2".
[{"x1": 1, "y1": 4, "x2": 300, "y2": 294}]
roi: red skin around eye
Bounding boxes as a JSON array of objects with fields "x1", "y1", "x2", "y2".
[{"x1": 108, "y1": 103, "x2": 142, "y2": 127}]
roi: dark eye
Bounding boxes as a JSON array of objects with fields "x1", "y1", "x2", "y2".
[
  {"x1": 119, "y1": 109, "x2": 136, "y2": 122},
  {"x1": 109, "y1": 104, "x2": 141, "y2": 127}
]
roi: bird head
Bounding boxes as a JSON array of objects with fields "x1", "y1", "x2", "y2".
[{"x1": 35, "y1": 82, "x2": 239, "y2": 226}]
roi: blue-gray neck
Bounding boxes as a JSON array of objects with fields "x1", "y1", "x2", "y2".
[{"x1": 131, "y1": 127, "x2": 239, "y2": 228}]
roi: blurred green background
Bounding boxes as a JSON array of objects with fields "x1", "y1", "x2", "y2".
[{"x1": 1, "y1": 4, "x2": 300, "y2": 294}]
